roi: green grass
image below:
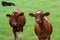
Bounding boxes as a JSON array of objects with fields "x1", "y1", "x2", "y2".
[{"x1": 0, "y1": 0, "x2": 60, "y2": 40}]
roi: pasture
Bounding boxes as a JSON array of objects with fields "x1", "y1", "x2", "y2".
[{"x1": 0, "y1": 0, "x2": 60, "y2": 40}]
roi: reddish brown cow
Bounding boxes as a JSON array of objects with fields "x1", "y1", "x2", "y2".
[
  {"x1": 6, "y1": 9, "x2": 26, "y2": 40},
  {"x1": 29, "y1": 10, "x2": 52, "y2": 40}
]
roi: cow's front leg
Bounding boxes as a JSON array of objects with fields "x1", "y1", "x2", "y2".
[
  {"x1": 17, "y1": 31, "x2": 23, "y2": 40},
  {"x1": 13, "y1": 29, "x2": 18, "y2": 40},
  {"x1": 48, "y1": 35, "x2": 50, "y2": 40},
  {"x1": 20, "y1": 31, "x2": 23, "y2": 40},
  {"x1": 45, "y1": 36, "x2": 50, "y2": 40},
  {"x1": 38, "y1": 36, "x2": 43, "y2": 40}
]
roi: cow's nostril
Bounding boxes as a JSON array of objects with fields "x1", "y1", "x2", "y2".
[
  {"x1": 36, "y1": 19, "x2": 42, "y2": 23},
  {"x1": 36, "y1": 19, "x2": 40, "y2": 22},
  {"x1": 12, "y1": 22, "x2": 17, "y2": 26},
  {"x1": 39, "y1": 21, "x2": 42, "y2": 23}
]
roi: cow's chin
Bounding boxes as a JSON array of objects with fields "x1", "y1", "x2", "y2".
[
  {"x1": 37, "y1": 21, "x2": 42, "y2": 24},
  {"x1": 12, "y1": 25, "x2": 16, "y2": 27}
]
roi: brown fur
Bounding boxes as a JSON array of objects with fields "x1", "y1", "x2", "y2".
[
  {"x1": 29, "y1": 10, "x2": 52, "y2": 40},
  {"x1": 6, "y1": 9, "x2": 26, "y2": 40}
]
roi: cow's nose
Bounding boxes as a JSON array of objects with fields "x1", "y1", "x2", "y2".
[
  {"x1": 12, "y1": 22, "x2": 17, "y2": 26},
  {"x1": 39, "y1": 21, "x2": 42, "y2": 23},
  {"x1": 36, "y1": 19, "x2": 40, "y2": 22},
  {"x1": 36, "y1": 19, "x2": 42, "y2": 23}
]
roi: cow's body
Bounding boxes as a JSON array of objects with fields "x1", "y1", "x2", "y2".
[
  {"x1": 6, "y1": 9, "x2": 26, "y2": 40},
  {"x1": 34, "y1": 17, "x2": 52, "y2": 40},
  {"x1": 29, "y1": 10, "x2": 52, "y2": 40},
  {"x1": 1, "y1": 1, "x2": 15, "y2": 6}
]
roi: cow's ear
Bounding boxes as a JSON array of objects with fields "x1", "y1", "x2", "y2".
[
  {"x1": 29, "y1": 13, "x2": 35, "y2": 17},
  {"x1": 44, "y1": 12, "x2": 50, "y2": 16},
  {"x1": 6, "y1": 14, "x2": 11, "y2": 17},
  {"x1": 18, "y1": 13, "x2": 24, "y2": 16}
]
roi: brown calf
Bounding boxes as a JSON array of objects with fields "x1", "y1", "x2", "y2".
[
  {"x1": 29, "y1": 10, "x2": 52, "y2": 40},
  {"x1": 6, "y1": 9, "x2": 26, "y2": 40}
]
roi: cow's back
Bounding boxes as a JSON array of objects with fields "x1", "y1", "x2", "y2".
[
  {"x1": 17, "y1": 10, "x2": 26, "y2": 27},
  {"x1": 43, "y1": 16, "x2": 52, "y2": 34},
  {"x1": 18, "y1": 15, "x2": 26, "y2": 27}
]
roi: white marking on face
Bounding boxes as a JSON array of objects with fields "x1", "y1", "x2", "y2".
[
  {"x1": 37, "y1": 11, "x2": 41, "y2": 14},
  {"x1": 17, "y1": 31, "x2": 23, "y2": 40}
]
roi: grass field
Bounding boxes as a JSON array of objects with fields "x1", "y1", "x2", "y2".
[{"x1": 0, "y1": 0, "x2": 60, "y2": 40}]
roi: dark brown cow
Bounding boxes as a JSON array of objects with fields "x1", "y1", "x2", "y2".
[
  {"x1": 29, "y1": 10, "x2": 52, "y2": 40},
  {"x1": 6, "y1": 9, "x2": 26, "y2": 40}
]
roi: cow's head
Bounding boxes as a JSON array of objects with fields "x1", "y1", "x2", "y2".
[
  {"x1": 6, "y1": 12, "x2": 24, "y2": 26},
  {"x1": 29, "y1": 10, "x2": 50, "y2": 24}
]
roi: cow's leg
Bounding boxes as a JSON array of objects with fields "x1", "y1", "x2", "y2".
[
  {"x1": 20, "y1": 31, "x2": 23, "y2": 40},
  {"x1": 38, "y1": 36, "x2": 46, "y2": 40},
  {"x1": 38, "y1": 36, "x2": 44, "y2": 40},
  {"x1": 45, "y1": 38, "x2": 48, "y2": 40},
  {"x1": 48, "y1": 36, "x2": 50, "y2": 40},
  {"x1": 38, "y1": 36, "x2": 40, "y2": 40},
  {"x1": 17, "y1": 31, "x2": 23, "y2": 40},
  {"x1": 45, "y1": 36, "x2": 50, "y2": 40},
  {"x1": 13, "y1": 29, "x2": 18, "y2": 40}
]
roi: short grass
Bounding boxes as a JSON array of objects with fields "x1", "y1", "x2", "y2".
[{"x1": 0, "y1": 0, "x2": 60, "y2": 40}]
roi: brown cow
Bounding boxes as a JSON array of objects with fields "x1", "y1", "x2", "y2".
[
  {"x1": 6, "y1": 9, "x2": 26, "y2": 40},
  {"x1": 29, "y1": 10, "x2": 52, "y2": 40}
]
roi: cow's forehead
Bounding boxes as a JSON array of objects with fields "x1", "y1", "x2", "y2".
[
  {"x1": 11, "y1": 12, "x2": 18, "y2": 16},
  {"x1": 36, "y1": 10, "x2": 43, "y2": 14},
  {"x1": 12, "y1": 14, "x2": 14, "y2": 15},
  {"x1": 14, "y1": 9, "x2": 22, "y2": 14},
  {"x1": 12, "y1": 12, "x2": 17, "y2": 14},
  {"x1": 36, "y1": 11, "x2": 42, "y2": 14}
]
